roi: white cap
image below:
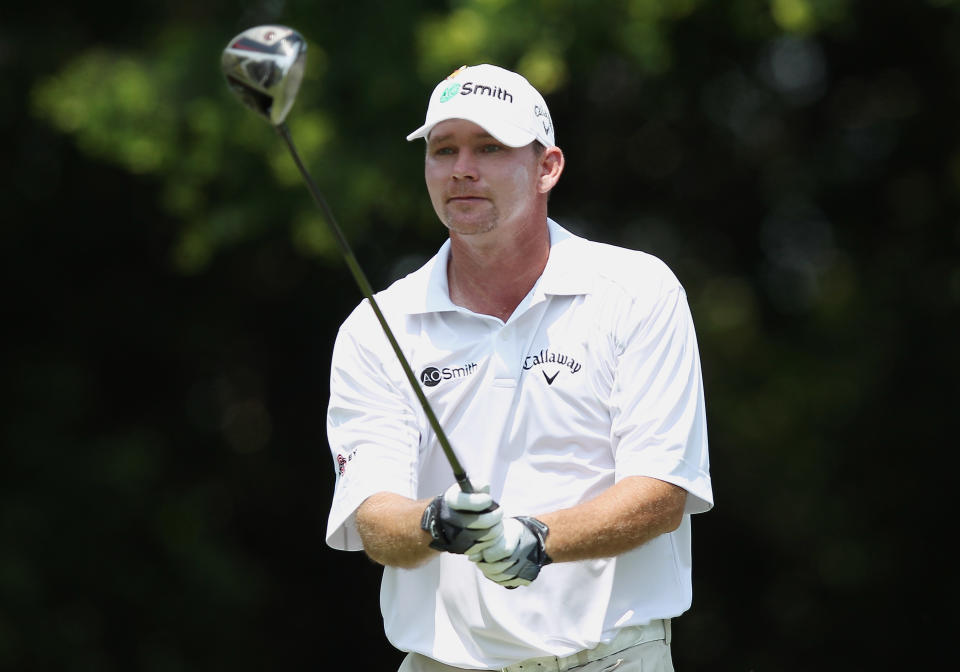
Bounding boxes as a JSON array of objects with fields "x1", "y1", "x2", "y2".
[{"x1": 406, "y1": 64, "x2": 555, "y2": 148}]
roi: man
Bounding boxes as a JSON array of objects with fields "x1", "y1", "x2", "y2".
[{"x1": 326, "y1": 64, "x2": 713, "y2": 672}]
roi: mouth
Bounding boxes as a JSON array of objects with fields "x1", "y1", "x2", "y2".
[{"x1": 446, "y1": 195, "x2": 487, "y2": 205}]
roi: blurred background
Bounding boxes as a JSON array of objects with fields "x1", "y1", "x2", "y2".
[{"x1": 2, "y1": 0, "x2": 958, "y2": 669}]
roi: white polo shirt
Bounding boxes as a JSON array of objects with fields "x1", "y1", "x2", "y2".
[{"x1": 326, "y1": 219, "x2": 713, "y2": 669}]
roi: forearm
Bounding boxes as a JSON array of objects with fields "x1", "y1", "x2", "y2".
[
  {"x1": 537, "y1": 476, "x2": 687, "y2": 562},
  {"x1": 356, "y1": 492, "x2": 436, "y2": 568}
]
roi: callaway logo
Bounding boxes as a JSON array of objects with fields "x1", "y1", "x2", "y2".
[
  {"x1": 523, "y1": 348, "x2": 582, "y2": 386},
  {"x1": 420, "y1": 362, "x2": 479, "y2": 387},
  {"x1": 438, "y1": 81, "x2": 514, "y2": 104},
  {"x1": 535, "y1": 104, "x2": 552, "y2": 135}
]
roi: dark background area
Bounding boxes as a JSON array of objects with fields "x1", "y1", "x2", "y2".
[{"x1": 2, "y1": 0, "x2": 958, "y2": 669}]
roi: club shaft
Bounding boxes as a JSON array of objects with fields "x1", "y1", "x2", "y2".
[{"x1": 276, "y1": 122, "x2": 474, "y2": 493}]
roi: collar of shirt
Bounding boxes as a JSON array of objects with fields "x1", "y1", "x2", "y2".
[{"x1": 396, "y1": 219, "x2": 594, "y2": 316}]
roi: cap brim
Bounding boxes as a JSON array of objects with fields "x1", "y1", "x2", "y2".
[
  {"x1": 406, "y1": 116, "x2": 536, "y2": 148},
  {"x1": 405, "y1": 124, "x2": 431, "y2": 142}
]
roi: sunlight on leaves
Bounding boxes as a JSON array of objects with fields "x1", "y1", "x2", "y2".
[
  {"x1": 268, "y1": 111, "x2": 333, "y2": 188},
  {"x1": 417, "y1": 8, "x2": 490, "y2": 72},
  {"x1": 771, "y1": 0, "x2": 815, "y2": 33},
  {"x1": 517, "y1": 44, "x2": 568, "y2": 93},
  {"x1": 32, "y1": 51, "x2": 177, "y2": 174}
]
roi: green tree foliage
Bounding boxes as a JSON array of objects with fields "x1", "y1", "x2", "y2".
[{"x1": 4, "y1": 0, "x2": 959, "y2": 669}]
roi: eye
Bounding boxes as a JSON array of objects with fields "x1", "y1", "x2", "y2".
[
  {"x1": 480, "y1": 143, "x2": 503, "y2": 153},
  {"x1": 432, "y1": 146, "x2": 455, "y2": 156}
]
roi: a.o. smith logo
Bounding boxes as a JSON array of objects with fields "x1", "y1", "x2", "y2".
[
  {"x1": 439, "y1": 81, "x2": 514, "y2": 104},
  {"x1": 420, "y1": 362, "x2": 478, "y2": 387}
]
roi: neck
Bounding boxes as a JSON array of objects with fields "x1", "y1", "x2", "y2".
[{"x1": 447, "y1": 216, "x2": 550, "y2": 322}]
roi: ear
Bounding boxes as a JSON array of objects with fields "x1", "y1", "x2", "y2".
[{"x1": 537, "y1": 146, "x2": 565, "y2": 195}]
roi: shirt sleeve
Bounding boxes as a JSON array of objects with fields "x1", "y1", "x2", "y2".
[
  {"x1": 609, "y1": 274, "x2": 713, "y2": 515},
  {"x1": 325, "y1": 301, "x2": 422, "y2": 551}
]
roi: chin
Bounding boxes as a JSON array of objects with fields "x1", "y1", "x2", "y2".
[{"x1": 443, "y1": 217, "x2": 497, "y2": 237}]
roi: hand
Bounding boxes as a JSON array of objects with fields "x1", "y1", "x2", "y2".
[
  {"x1": 420, "y1": 482, "x2": 503, "y2": 555},
  {"x1": 471, "y1": 516, "x2": 552, "y2": 588}
]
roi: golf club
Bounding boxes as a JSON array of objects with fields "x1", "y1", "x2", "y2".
[{"x1": 221, "y1": 25, "x2": 475, "y2": 493}]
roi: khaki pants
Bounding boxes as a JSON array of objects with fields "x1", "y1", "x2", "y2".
[{"x1": 398, "y1": 619, "x2": 674, "y2": 672}]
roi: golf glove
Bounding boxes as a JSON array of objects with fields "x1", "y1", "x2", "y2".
[
  {"x1": 471, "y1": 516, "x2": 552, "y2": 588},
  {"x1": 421, "y1": 482, "x2": 503, "y2": 555}
]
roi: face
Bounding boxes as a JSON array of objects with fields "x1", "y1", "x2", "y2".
[{"x1": 424, "y1": 119, "x2": 543, "y2": 237}]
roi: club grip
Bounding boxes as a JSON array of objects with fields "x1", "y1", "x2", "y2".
[{"x1": 456, "y1": 473, "x2": 476, "y2": 493}]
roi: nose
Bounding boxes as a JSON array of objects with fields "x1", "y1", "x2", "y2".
[{"x1": 451, "y1": 150, "x2": 478, "y2": 181}]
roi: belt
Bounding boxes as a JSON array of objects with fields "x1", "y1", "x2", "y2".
[{"x1": 498, "y1": 619, "x2": 671, "y2": 672}]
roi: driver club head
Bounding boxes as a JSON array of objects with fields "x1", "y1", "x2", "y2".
[{"x1": 221, "y1": 25, "x2": 307, "y2": 125}]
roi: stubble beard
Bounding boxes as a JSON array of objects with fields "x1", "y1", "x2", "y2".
[{"x1": 441, "y1": 202, "x2": 499, "y2": 236}]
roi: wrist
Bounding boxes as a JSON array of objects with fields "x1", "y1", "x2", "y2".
[
  {"x1": 420, "y1": 495, "x2": 445, "y2": 551},
  {"x1": 515, "y1": 515, "x2": 553, "y2": 566}
]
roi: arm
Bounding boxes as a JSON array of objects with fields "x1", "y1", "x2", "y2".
[
  {"x1": 537, "y1": 475, "x2": 686, "y2": 562},
  {"x1": 473, "y1": 476, "x2": 686, "y2": 587},
  {"x1": 357, "y1": 485, "x2": 504, "y2": 569},
  {"x1": 356, "y1": 492, "x2": 435, "y2": 568}
]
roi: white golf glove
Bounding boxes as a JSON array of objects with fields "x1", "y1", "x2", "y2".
[
  {"x1": 420, "y1": 482, "x2": 503, "y2": 555},
  {"x1": 470, "y1": 516, "x2": 552, "y2": 588}
]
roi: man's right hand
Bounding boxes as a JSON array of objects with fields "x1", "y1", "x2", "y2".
[{"x1": 420, "y1": 483, "x2": 503, "y2": 555}]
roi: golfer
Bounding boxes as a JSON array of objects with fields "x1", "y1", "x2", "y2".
[{"x1": 326, "y1": 63, "x2": 713, "y2": 672}]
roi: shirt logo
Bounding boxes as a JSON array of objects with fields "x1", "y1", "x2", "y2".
[
  {"x1": 523, "y1": 348, "x2": 582, "y2": 385},
  {"x1": 420, "y1": 362, "x2": 479, "y2": 387},
  {"x1": 337, "y1": 448, "x2": 359, "y2": 476}
]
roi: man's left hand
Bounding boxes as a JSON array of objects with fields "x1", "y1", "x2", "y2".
[{"x1": 470, "y1": 516, "x2": 552, "y2": 588}]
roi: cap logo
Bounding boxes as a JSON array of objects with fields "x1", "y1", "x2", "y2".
[
  {"x1": 535, "y1": 104, "x2": 552, "y2": 135},
  {"x1": 439, "y1": 82, "x2": 461, "y2": 102},
  {"x1": 438, "y1": 81, "x2": 515, "y2": 105}
]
